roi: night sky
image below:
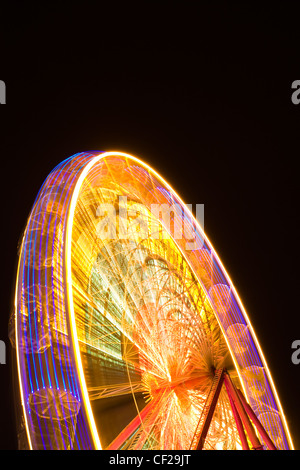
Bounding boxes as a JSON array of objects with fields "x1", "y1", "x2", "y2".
[{"x1": 1, "y1": 3, "x2": 300, "y2": 450}]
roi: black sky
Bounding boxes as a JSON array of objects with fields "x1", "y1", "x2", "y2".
[{"x1": 1, "y1": 3, "x2": 300, "y2": 450}]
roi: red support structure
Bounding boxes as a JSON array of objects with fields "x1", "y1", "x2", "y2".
[
  {"x1": 106, "y1": 392, "x2": 163, "y2": 450},
  {"x1": 106, "y1": 369, "x2": 277, "y2": 451},
  {"x1": 236, "y1": 388, "x2": 276, "y2": 450},
  {"x1": 224, "y1": 378, "x2": 250, "y2": 450},
  {"x1": 224, "y1": 373, "x2": 264, "y2": 450}
]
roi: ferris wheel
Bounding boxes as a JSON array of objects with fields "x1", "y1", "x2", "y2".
[{"x1": 11, "y1": 151, "x2": 294, "y2": 450}]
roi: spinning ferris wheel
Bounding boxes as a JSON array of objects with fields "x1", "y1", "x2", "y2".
[{"x1": 10, "y1": 151, "x2": 294, "y2": 450}]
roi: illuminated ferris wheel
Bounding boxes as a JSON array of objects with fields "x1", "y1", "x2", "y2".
[{"x1": 10, "y1": 151, "x2": 294, "y2": 450}]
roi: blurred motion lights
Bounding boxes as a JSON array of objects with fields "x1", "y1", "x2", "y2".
[{"x1": 10, "y1": 151, "x2": 294, "y2": 450}]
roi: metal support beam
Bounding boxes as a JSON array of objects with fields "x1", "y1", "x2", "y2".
[
  {"x1": 106, "y1": 390, "x2": 167, "y2": 450},
  {"x1": 236, "y1": 388, "x2": 276, "y2": 450},
  {"x1": 190, "y1": 368, "x2": 225, "y2": 450},
  {"x1": 106, "y1": 393, "x2": 161, "y2": 450},
  {"x1": 224, "y1": 372, "x2": 263, "y2": 450},
  {"x1": 225, "y1": 378, "x2": 250, "y2": 450}
]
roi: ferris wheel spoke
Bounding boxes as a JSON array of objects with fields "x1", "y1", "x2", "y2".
[
  {"x1": 87, "y1": 381, "x2": 144, "y2": 400},
  {"x1": 106, "y1": 389, "x2": 169, "y2": 450}
]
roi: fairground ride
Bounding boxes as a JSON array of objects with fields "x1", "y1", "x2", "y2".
[{"x1": 10, "y1": 151, "x2": 294, "y2": 450}]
